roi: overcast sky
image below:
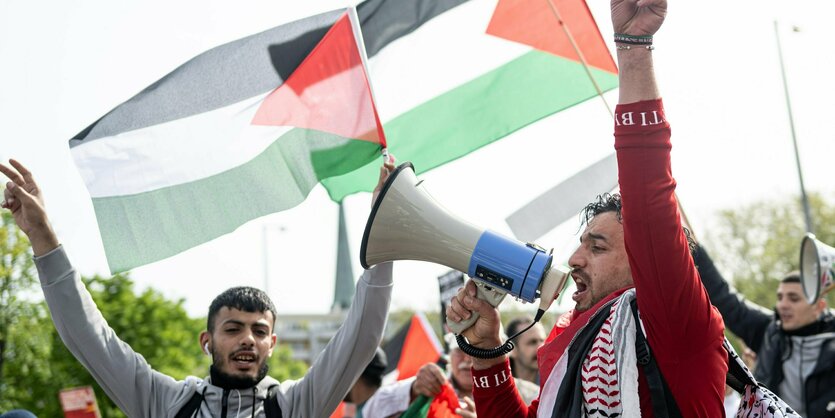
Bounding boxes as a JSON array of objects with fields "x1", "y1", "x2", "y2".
[{"x1": 1, "y1": 0, "x2": 833, "y2": 317}]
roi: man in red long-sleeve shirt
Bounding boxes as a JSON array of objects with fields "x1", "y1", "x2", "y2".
[{"x1": 446, "y1": 0, "x2": 728, "y2": 416}]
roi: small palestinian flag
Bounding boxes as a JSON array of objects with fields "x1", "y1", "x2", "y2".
[
  {"x1": 70, "y1": 9, "x2": 385, "y2": 273},
  {"x1": 322, "y1": 0, "x2": 618, "y2": 200},
  {"x1": 383, "y1": 313, "x2": 444, "y2": 381},
  {"x1": 401, "y1": 384, "x2": 463, "y2": 418}
]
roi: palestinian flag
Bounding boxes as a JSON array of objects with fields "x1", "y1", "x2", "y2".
[
  {"x1": 70, "y1": 9, "x2": 385, "y2": 273},
  {"x1": 401, "y1": 383, "x2": 463, "y2": 418},
  {"x1": 322, "y1": 0, "x2": 618, "y2": 200},
  {"x1": 383, "y1": 313, "x2": 444, "y2": 381}
]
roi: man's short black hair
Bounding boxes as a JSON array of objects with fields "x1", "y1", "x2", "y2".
[
  {"x1": 781, "y1": 271, "x2": 801, "y2": 284},
  {"x1": 506, "y1": 315, "x2": 535, "y2": 344},
  {"x1": 207, "y1": 287, "x2": 277, "y2": 332},
  {"x1": 359, "y1": 348, "x2": 388, "y2": 389}
]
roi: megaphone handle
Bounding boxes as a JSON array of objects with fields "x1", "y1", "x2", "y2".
[{"x1": 447, "y1": 280, "x2": 507, "y2": 335}]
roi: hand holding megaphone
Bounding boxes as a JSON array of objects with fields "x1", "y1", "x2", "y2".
[{"x1": 360, "y1": 163, "x2": 570, "y2": 356}]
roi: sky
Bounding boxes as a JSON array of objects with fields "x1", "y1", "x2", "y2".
[{"x1": 1, "y1": 0, "x2": 833, "y2": 318}]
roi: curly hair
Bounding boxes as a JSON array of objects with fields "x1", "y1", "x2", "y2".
[
  {"x1": 580, "y1": 193, "x2": 623, "y2": 225},
  {"x1": 580, "y1": 193, "x2": 696, "y2": 256}
]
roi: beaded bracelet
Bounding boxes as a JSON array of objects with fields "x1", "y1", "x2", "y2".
[
  {"x1": 616, "y1": 44, "x2": 655, "y2": 51},
  {"x1": 614, "y1": 33, "x2": 653, "y2": 45}
]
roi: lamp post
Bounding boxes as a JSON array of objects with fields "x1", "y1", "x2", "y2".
[{"x1": 774, "y1": 20, "x2": 815, "y2": 234}]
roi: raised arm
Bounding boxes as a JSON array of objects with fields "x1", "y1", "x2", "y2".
[
  {"x1": 2, "y1": 160, "x2": 187, "y2": 417},
  {"x1": 611, "y1": 0, "x2": 726, "y2": 413},
  {"x1": 279, "y1": 159, "x2": 395, "y2": 418},
  {"x1": 695, "y1": 245, "x2": 772, "y2": 351}
]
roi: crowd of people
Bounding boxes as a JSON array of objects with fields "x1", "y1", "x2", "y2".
[{"x1": 2, "y1": 0, "x2": 833, "y2": 417}]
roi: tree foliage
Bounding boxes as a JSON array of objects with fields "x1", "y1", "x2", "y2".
[
  {"x1": 0, "y1": 211, "x2": 51, "y2": 412},
  {"x1": 703, "y1": 192, "x2": 835, "y2": 310},
  {"x1": 0, "y1": 213, "x2": 310, "y2": 417}
]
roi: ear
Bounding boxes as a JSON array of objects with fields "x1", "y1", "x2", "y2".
[
  {"x1": 268, "y1": 333, "x2": 277, "y2": 358},
  {"x1": 199, "y1": 331, "x2": 211, "y2": 355}
]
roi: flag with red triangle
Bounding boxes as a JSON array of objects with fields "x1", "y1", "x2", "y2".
[
  {"x1": 321, "y1": 0, "x2": 617, "y2": 200},
  {"x1": 383, "y1": 313, "x2": 444, "y2": 381},
  {"x1": 69, "y1": 9, "x2": 385, "y2": 273}
]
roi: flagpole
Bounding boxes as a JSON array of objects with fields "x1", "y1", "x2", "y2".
[
  {"x1": 348, "y1": 7, "x2": 389, "y2": 160},
  {"x1": 774, "y1": 20, "x2": 814, "y2": 234},
  {"x1": 544, "y1": 0, "x2": 613, "y2": 118}
]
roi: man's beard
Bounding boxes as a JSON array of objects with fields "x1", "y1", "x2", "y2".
[{"x1": 210, "y1": 361, "x2": 270, "y2": 390}]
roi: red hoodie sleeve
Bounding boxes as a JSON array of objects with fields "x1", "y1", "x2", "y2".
[
  {"x1": 614, "y1": 99, "x2": 726, "y2": 415},
  {"x1": 471, "y1": 360, "x2": 537, "y2": 418}
]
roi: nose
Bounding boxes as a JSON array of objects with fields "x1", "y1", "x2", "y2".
[
  {"x1": 240, "y1": 330, "x2": 256, "y2": 347},
  {"x1": 568, "y1": 247, "x2": 585, "y2": 270}
]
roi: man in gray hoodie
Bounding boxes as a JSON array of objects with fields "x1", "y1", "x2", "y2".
[
  {"x1": 1, "y1": 158, "x2": 395, "y2": 418},
  {"x1": 696, "y1": 244, "x2": 835, "y2": 418}
]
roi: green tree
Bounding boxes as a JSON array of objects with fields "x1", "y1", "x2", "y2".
[
  {"x1": 267, "y1": 344, "x2": 308, "y2": 382},
  {"x1": 0, "y1": 211, "x2": 55, "y2": 412},
  {"x1": 703, "y1": 192, "x2": 835, "y2": 310},
  {"x1": 0, "y1": 211, "x2": 313, "y2": 416},
  {"x1": 27, "y1": 274, "x2": 205, "y2": 417}
]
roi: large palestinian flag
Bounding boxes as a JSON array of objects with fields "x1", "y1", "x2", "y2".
[
  {"x1": 70, "y1": 9, "x2": 385, "y2": 273},
  {"x1": 322, "y1": 0, "x2": 618, "y2": 200},
  {"x1": 71, "y1": 0, "x2": 616, "y2": 273}
]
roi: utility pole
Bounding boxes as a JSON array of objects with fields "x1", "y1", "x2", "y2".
[{"x1": 774, "y1": 21, "x2": 814, "y2": 234}]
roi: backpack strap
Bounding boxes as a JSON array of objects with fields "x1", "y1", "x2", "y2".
[
  {"x1": 630, "y1": 300, "x2": 683, "y2": 418},
  {"x1": 264, "y1": 384, "x2": 283, "y2": 418},
  {"x1": 174, "y1": 387, "x2": 207, "y2": 418},
  {"x1": 175, "y1": 385, "x2": 283, "y2": 418}
]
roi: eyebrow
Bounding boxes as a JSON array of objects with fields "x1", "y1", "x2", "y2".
[
  {"x1": 580, "y1": 232, "x2": 608, "y2": 243},
  {"x1": 778, "y1": 291, "x2": 801, "y2": 297}
]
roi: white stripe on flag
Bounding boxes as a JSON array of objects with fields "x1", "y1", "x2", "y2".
[
  {"x1": 368, "y1": 0, "x2": 532, "y2": 122},
  {"x1": 71, "y1": 93, "x2": 292, "y2": 198}
]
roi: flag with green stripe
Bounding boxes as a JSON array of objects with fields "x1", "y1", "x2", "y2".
[
  {"x1": 322, "y1": 0, "x2": 618, "y2": 201},
  {"x1": 70, "y1": 9, "x2": 385, "y2": 273},
  {"x1": 400, "y1": 383, "x2": 463, "y2": 418}
]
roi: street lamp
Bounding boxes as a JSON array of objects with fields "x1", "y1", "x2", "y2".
[{"x1": 774, "y1": 21, "x2": 815, "y2": 234}]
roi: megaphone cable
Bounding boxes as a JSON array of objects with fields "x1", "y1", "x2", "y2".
[{"x1": 455, "y1": 308, "x2": 546, "y2": 359}]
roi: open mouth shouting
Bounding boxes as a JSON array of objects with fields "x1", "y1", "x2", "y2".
[
  {"x1": 231, "y1": 350, "x2": 259, "y2": 371},
  {"x1": 572, "y1": 272, "x2": 590, "y2": 303}
]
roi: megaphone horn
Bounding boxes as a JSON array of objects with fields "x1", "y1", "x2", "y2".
[
  {"x1": 800, "y1": 233, "x2": 835, "y2": 304},
  {"x1": 360, "y1": 163, "x2": 570, "y2": 337}
]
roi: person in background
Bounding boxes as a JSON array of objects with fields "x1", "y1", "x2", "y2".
[
  {"x1": 0, "y1": 410, "x2": 37, "y2": 418},
  {"x1": 505, "y1": 316, "x2": 546, "y2": 385},
  {"x1": 360, "y1": 334, "x2": 539, "y2": 418},
  {"x1": 343, "y1": 348, "x2": 389, "y2": 418},
  {"x1": 696, "y1": 244, "x2": 835, "y2": 418}
]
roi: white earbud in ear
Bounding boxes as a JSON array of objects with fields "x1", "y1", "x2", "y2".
[{"x1": 203, "y1": 342, "x2": 210, "y2": 356}]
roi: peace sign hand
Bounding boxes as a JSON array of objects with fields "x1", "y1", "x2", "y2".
[{"x1": 1, "y1": 159, "x2": 58, "y2": 255}]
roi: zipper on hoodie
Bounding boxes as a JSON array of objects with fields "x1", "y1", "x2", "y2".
[
  {"x1": 799, "y1": 339, "x2": 806, "y2": 413},
  {"x1": 221, "y1": 388, "x2": 230, "y2": 418}
]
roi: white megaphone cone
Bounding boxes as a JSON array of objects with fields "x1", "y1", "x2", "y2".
[
  {"x1": 360, "y1": 163, "x2": 570, "y2": 338},
  {"x1": 800, "y1": 233, "x2": 835, "y2": 304}
]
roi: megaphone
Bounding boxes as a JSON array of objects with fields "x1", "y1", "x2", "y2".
[
  {"x1": 800, "y1": 233, "x2": 835, "y2": 304},
  {"x1": 361, "y1": 163, "x2": 570, "y2": 335}
]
